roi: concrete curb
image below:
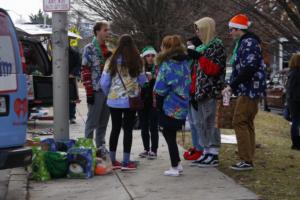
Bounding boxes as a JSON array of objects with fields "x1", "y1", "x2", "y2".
[{"x1": 6, "y1": 168, "x2": 28, "y2": 200}]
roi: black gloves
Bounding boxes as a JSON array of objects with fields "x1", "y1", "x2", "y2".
[
  {"x1": 106, "y1": 51, "x2": 112, "y2": 58},
  {"x1": 87, "y1": 94, "x2": 95, "y2": 105},
  {"x1": 190, "y1": 98, "x2": 198, "y2": 111},
  {"x1": 187, "y1": 49, "x2": 201, "y2": 60}
]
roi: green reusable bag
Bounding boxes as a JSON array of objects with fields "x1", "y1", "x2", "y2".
[
  {"x1": 75, "y1": 138, "x2": 97, "y2": 168},
  {"x1": 44, "y1": 151, "x2": 68, "y2": 178},
  {"x1": 31, "y1": 147, "x2": 51, "y2": 181}
]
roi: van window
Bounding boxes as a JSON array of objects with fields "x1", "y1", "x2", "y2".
[
  {"x1": 22, "y1": 41, "x2": 47, "y2": 75},
  {"x1": 0, "y1": 15, "x2": 17, "y2": 93}
]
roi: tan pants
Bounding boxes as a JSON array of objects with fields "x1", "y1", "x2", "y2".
[{"x1": 232, "y1": 96, "x2": 259, "y2": 163}]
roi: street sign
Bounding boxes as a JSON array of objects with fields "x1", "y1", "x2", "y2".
[{"x1": 43, "y1": 0, "x2": 70, "y2": 12}]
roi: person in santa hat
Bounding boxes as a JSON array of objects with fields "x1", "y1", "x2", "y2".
[
  {"x1": 138, "y1": 46, "x2": 159, "y2": 160},
  {"x1": 222, "y1": 14, "x2": 266, "y2": 171}
]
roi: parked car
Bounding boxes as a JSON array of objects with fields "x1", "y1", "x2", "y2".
[
  {"x1": 0, "y1": 8, "x2": 32, "y2": 169},
  {"x1": 15, "y1": 24, "x2": 80, "y2": 116},
  {"x1": 265, "y1": 69, "x2": 289, "y2": 110}
]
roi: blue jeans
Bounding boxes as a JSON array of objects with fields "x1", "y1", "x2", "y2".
[
  {"x1": 188, "y1": 104, "x2": 203, "y2": 151},
  {"x1": 291, "y1": 113, "x2": 300, "y2": 147}
]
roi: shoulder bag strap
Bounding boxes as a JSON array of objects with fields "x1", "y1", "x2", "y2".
[{"x1": 116, "y1": 67, "x2": 128, "y2": 93}]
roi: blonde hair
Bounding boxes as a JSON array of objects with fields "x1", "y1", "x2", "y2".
[
  {"x1": 289, "y1": 53, "x2": 300, "y2": 70},
  {"x1": 194, "y1": 17, "x2": 216, "y2": 44}
]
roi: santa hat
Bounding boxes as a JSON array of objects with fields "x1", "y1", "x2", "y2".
[
  {"x1": 141, "y1": 46, "x2": 157, "y2": 57},
  {"x1": 229, "y1": 14, "x2": 251, "y2": 30}
]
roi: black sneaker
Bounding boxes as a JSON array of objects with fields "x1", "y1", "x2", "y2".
[
  {"x1": 291, "y1": 145, "x2": 300, "y2": 151},
  {"x1": 198, "y1": 154, "x2": 219, "y2": 168},
  {"x1": 230, "y1": 161, "x2": 254, "y2": 171},
  {"x1": 139, "y1": 151, "x2": 149, "y2": 158},
  {"x1": 148, "y1": 151, "x2": 157, "y2": 160},
  {"x1": 70, "y1": 118, "x2": 76, "y2": 124},
  {"x1": 190, "y1": 154, "x2": 209, "y2": 167}
]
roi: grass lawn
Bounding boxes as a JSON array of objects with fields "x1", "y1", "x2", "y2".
[{"x1": 177, "y1": 111, "x2": 300, "y2": 200}]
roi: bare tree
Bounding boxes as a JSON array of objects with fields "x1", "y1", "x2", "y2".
[
  {"x1": 73, "y1": 0, "x2": 214, "y2": 48},
  {"x1": 230, "y1": 0, "x2": 300, "y2": 43},
  {"x1": 72, "y1": 0, "x2": 300, "y2": 58}
]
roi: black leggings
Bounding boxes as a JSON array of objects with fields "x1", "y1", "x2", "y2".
[
  {"x1": 162, "y1": 128, "x2": 181, "y2": 167},
  {"x1": 109, "y1": 108, "x2": 136, "y2": 154},
  {"x1": 138, "y1": 108, "x2": 159, "y2": 153}
]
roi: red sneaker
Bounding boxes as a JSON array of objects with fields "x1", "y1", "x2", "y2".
[
  {"x1": 121, "y1": 162, "x2": 137, "y2": 171},
  {"x1": 112, "y1": 161, "x2": 122, "y2": 170},
  {"x1": 184, "y1": 147, "x2": 203, "y2": 160},
  {"x1": 183, "y1": 146, "x2": 196, "y2": 160},
  {"x1": 188, "y1": 147, "x2": 196, "y2": 152},
  {"x1": 188, "y1": 150, "x2": 203, "y2": 161}
]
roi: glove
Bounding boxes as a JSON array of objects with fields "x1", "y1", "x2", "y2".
[
  {"x1": 87, "y1": 94, "x2": 95, "y2": 105},
  {"x1": 187, "y1": 49, "x2": 201, "y2": 60},
  {"x1": 190, "y1": 98, "x2": 198, "y2": 111},
  {"x1": 106, "y1": 51, "x2": 112, "y2": 58}
]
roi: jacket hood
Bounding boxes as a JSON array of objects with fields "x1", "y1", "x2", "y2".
[
  {"x1": 240, "y1": 31, "x2": 262, "y2": 44},
  {"x1": 156, "y1": 46, "x2": 188, "y2": 66},
  {"x1": 194, "y1": 17, "x2": 216, "y2": 45}
]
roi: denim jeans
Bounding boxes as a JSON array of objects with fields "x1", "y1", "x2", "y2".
[
  {"x1": 188, "y1": 104, "x2": 203, "y2": 151},
  {"x1": 291, "y1": 113, "x2": 300, "y2": 148}
]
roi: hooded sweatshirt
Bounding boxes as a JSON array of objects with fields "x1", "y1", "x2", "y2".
[
  {"x1": 193, "y1": 17, "x2": 226, "y2": 101},
  {"x1": 194, "y1": 17, "x2": 216, "y2": 45}
]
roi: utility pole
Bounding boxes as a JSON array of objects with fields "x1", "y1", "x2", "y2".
[
  {"x1": 43, "y1": 0, "x2": 70, "y2": 140},
  {"x1": 52, "y1": 12, "x2": 69, "y2": 140},
  {"x1": 43, "y1": 12, "x2": 47, "y2": 27}
]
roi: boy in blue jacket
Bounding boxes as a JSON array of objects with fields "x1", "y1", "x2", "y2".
[{"x1": 222, "y1": 14, "x2": 266, "y2": 171}]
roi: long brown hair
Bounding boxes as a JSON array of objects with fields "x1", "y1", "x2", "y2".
[
  {"x1": 108, "y1": 34, "x2": 142, "y2": 77},
  {"x1": 289, "y1": 53, "x2": 300, "y2": 70}
]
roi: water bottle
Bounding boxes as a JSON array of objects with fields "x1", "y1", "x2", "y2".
[{"x1": 223, "y1": 91, "x2": 231, "y2": 106}]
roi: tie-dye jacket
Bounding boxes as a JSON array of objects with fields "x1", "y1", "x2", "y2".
[{"x1": 154, "y1": 54, "x2": 191, "y2": 120}]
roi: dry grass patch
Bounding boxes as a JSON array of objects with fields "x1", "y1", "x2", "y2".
[{"x1": 178, "y1": 111, "x2": 300, "y2": 200}]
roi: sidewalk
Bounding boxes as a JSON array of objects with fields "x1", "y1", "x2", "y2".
[
  {"x1": 0, "y1": 170, "x2": 10, "y2": 200},
  {"x1": 28, "y1": 88, "x2": 259, "y2": 200}
]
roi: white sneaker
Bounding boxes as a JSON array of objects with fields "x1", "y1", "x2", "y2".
[
  {"x1": 177, "y1": 164, "x2": 183, "y2": 174},
  {"x1": 164, "y1": 167, "x2": 180, "y2": 177}
]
